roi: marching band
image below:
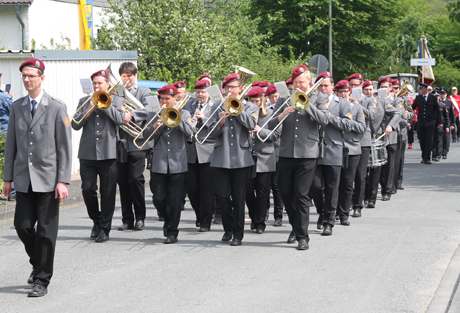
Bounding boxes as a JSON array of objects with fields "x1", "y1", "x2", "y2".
[{"x1": 2, "y1": 57, "x2": 429, "y2": 296}]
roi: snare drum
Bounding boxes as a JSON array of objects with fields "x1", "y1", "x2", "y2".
[{"x1": 369, "y1": 138, "x2": 387, "y2": 167}]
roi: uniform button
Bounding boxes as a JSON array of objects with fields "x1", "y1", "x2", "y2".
[
  {"x1": 167, "y1": 141, "x2": 170, "y2": 144},
  {"x1": 96, "y1": 115, "x2": 100, "y2": 118},
  {"x1": 30, "y1": 131, "x2": 34, "y2": 134},
  {"x1": 295, "y1": 135, "x2": 298, "y2": 138},
  {"x1": 29, "y1": 152, "x2": 32, "y2": 156},
  {"x1": 295, "y1": 127, "x2": 298, "y2": 130},
  {"x1": 167, "y1": 134, "x2": 170, "y2": 137},
  {"x1": 231, "y1": 126, "x2": 234, "y2": 130},
  {"x1": 97, "y1": 123, "x2": 99, "y2": 126},
  {"x1": 29, "y1": 142, "x2": 33, "y2": 145},
  {"x1": 231, "y1": 134, "x2": 234, "y2": 137},
  {"x1": 167, "y1": 149, "x2": 170, "y2": 152},
  {"x1": 296, "y1": 119, "x2": 299, "y2": 122},
  {"x1": 230, "y1": 143, "x2": 233, "y2": 146},
  {"x1": 96, "y1": 138, "x2": 99, "y2": 141}
]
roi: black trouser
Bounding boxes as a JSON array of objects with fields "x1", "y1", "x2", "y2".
[
  {"x1": 80, "y1": 159, "x2": 118, "y2": 234},
  {"x1": 352, "y1": 147, "x2": 370, "y2": 209},
  {"x1": 310, "y1": 164, "x2": 341, "y2": 227},
  {"x1": 150, "y1": 172, "x2": 186, "y2": 238},
  {"x1": 214, "y1": 167, "x2": 251, "y2": 241},
  {"x1": 338, "y1": 154, "x2": 361, "y2": 219},
  {"x1": 394, "y1": 138, "x2": 406, "y2": 189},
  {"x1": 417, "y1": 122, "x2": 435, "y2": 161},
  {"x1": 271, "y1": 164, "x2": 284, "y2": 220},
  {"x1": 14, "y1": 186, "x2": 59, "y2": 287},
  {"x1": 380, "y1": 143, "x2": 397, "y2": 195},
  {"x1": 365, "y1": 166, "x2": 381, "y2": 203},
  {"x1": 186, "y1": 162, "x2": 215, "y2": 229},
  {"x1": 433, "y1": 127, "x2": 443, "y2": 158},
  {"x1": 246, "y1": 172, "x2": 272, "y2": 230},
  {"x1": 278, "y1": 158, "x2": 317, "y2": 241},
  {"x1": 408, "y1": 125, "x2": 415, "y2": 145},
  {"x1": 443, "y1": 129, "x2": 451, "y2": 156},
  {"x1": 117, "y1": 150, "x2": 146, "y2": 225}
]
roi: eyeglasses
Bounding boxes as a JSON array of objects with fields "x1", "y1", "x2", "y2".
[
  {"x1": 21, "y1": 74, "x2": 40, "y2": 80},
  {"x1": 363, "y1": 88, "x2": 373, "y2": 91},
  {"x1": 226, "y1": 85, "x2": 240, "y2": 89},
  {"x1": 320, "y1": 84, "x2": 330, "y2": 87}
]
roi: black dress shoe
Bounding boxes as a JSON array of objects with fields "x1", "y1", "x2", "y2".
[
  {"x1": 273, "y1": 218, "x2": 282, "y2": 227},
  {"x1": 95, "y1": 230, "x2": 109, "y2": 243},
  {"x1": 287, "y1": 231, "x2": 296, "y2": 244},
  {"x1": 340, "y1": 218, "x2": 350, "y2": 226},
  {"x1": 425, "y1": 160, "x2": 432, "y2": 164},
  {"x1": 367, "y1": 201, "x2": 375, "y2": 208},
  {"x1": 27, "y1": 269, "x2": 37, "y2": 284},
  {"x1": 316, "y1": 222, "x2": 323, "y2": 230},
  {"x1": 230, "y1": 239, "x2": 242, "y2": 246},
  {"x1": 28, "y1": 284, "x2": 47, "y2": 297},
  {"x1": 256, "y1": 227, "x2": 264, "y2": 234},
  {"x1": 198, "y1": 227, "x2": 210, "y2": 232},
  {"x1": 296, "y1": 239, "x2": 309, "y2": 250},
  {"x1": 351, "y1": 209, "x2": 361, "y2": 218},
  {"x1": 396, "y1": 186, "x2": 404, "y2": 190},
  {"x1": 134, "y1": 220, "x2": 145, "y2": 231},
  {"x1": 195, "y1": 221, "x2": 200, "y2": 228},
  {"x1": 381, "y1": 194, "x2": 391, "y2": 201},
  {"x1": 90, "y1": 224, "x2": 101, "y2": 239},
  {"x1": 442, "y1": 155, "x2": 447, "y2": 159},
  {"x1": 322, "y1": 225, "x2": 332, "y2": 236},
  {"x1": 117, "y1": 223, "x2": 134, "y2": 231},
  {"x1": 164, "y1": 236, "x2": 178, "y2": 244},
  {"x1": 364, "y1": 200, "x2": 368, "y2": 207},
  {"x1": 221, "y1": 232, "x2": 232, "y2": 242}
]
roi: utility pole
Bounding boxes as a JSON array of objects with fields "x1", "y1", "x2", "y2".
[{"x1": 329, "y1": 0, "x2": 333, "y2": 75}]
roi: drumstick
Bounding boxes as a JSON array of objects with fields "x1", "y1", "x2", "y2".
[{"x1": 375, "y1": 133, "x2": 386, "y2": 141}]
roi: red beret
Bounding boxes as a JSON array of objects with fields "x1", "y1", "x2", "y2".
[
  {"x1": 247, "y1": 86, "x2": 265, "y2": 98},
  {"x1": 315, "y1": 71, "x2": 332, "y2": 83},
  {"x1": 362, "y1": 80, "x2": 373, "y2": 88},
  {"x1": 265, "y1": 83, "x2": 277, "y2": 96},
  {"x1": 90, "y1": 69, "x2": 108, "y2": 81},
  {"x1": 347, "y1": 73, "x2": 363, "y2": 81},
  {"x1": 285, "y1": 77, "x2": 293, "y2": 85},
  {"x1": 19, "y1": 57, "x2": 45, "y2": 74},
  {"x1": 252, "y1": 80, "x2": 270, "y2": 88},
  {"x1": 158, "y1": 84, "x2": 177, "y2": 96},
  {"x1": 334, "y1": 80, "x2": 350, "y2": 91},
  {"x1": 391, "y1": 78, "x2": 400, "y2": 86},
  {"x1": 291, "y1": 64, "x2": 309, "y2": 80},
  {"x1": 173, "y1": 80, "x2": 186, "y2": 89},
  {"x1": 194, "y1": 79, "x2": 211, "y2": 90},
  {"x1": 222, "y1": 72, "x2": 240, "y2": 88},
  {"x1": 198, "y1": 73, "x2": 212, "y2": 85},
  {"x1": 378, "y1": 76, "x2": 391, "y2": 84}
]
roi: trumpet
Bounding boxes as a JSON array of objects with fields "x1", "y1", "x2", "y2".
[
  {"x1": 194, "y1": 66, "x2": 255, "y2": 144},
  {"x1": 132, "y1": 94, "x2": 191, "y2": 150},
  {"x1": 256, "y1": 77, "x2": 324, "y2": 143}
]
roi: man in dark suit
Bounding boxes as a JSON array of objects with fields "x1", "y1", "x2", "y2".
[
  {"x1": 412, "y1": 83, "x2": 440, "y2": 164},
  {"x1": 3, "y1": 58, "x2": 72, "y2": 297}
]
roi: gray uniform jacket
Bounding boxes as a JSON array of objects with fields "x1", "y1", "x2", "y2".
[
  {"x1": 118, "y1": 86, "x2": 158, "y2": 152},
  {"x1": 343, "y1": 101, "x2": 366, "y2": 156},
  {"x1": 184, "y1": 98, "x2": 217, "y2": 164},
  {"x1": 254, "y1": 107, "x2": 282, "y2": 173},
  {"x1": 3, "y1": 92, "x2": 72, "y2": 193},
  {"x1": 394, "y1": 96, "x2": 413, "y2": 142},
  {"x1": 270, "y1": 95, "x2": 329, "y2": 159},
  {"x1": 374, "y1": 97, "x2": 401, "y2": 145},
  {"x1": 358, "y1": 96, "x2": 378, "y2": 147},
  {"x1": 317, "y1": 95, "x2": 348, "y2": 166},
  {"x1": 209, "y1": 100, "x2": 258, "y2": 169},
  {"x1": 72, "y1": 95, "x2": 125, "y2": 160},
  {"x1": 150, "y1": 109, "x2": 194, "y2": 174}
]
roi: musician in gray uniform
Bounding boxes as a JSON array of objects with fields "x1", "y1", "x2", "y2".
[
  {"x1": 116, "y1": 62, "x2": 158, "y2": 232},
  {"x1": 379, "y1": 78, "x2": 402, "y2": 201},
  {"x1": 392, "y1": 80, "x2": 413, "y2": 192},
  {"x1": 138, "y1": 84, "x2": 194, "y2": 244},
  {"x1": 3, "y1": 58, "x2": 72, "y2": 297},
  {"x1": 245, "y1": 86, "x2": 281, "y2": 234},
  {"x1": 208, "y1": 72, "x2": 258, "y2": 246},
  {"x1": 337, "y1": 81, "x2": 366, "y2": 226},
  {"x1": 352, "y1": 80, "x2": 377, "y2": 217},
  {"x1": 184, "y1": 78, "x2": 217, "y2": 232},
  {"x1": 269, "y1": 65, "x2": 329, "y2": 250},
  {"x1": 265, "y1": 83, "x2": 284, "y2": 226},
  {"x1": 72, "y1": 69, "x2": 129, "y2": 243},
  {"x1": 365, "y1": 77, "x2": 400, "y2": 208},
  {"x1": 310, "y1": 77, "x2": 362, "y2": 236}
]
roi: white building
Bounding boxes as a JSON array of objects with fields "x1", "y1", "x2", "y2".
[
  {"x1": 0, "y1": 0, "x2": 109, "y2": 50},
  {"x1": 0, "y1": 50, "x2": 138, "y2": 177}
]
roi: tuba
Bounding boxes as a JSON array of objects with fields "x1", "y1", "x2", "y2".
[
  {"x1": 396, "y1": 81, "x2": 414, "y2": 98},
  {"x1": 194, "y1": 65, "x2": 256, "y2": 144}
]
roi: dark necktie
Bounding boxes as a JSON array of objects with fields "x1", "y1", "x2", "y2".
[{"x1": 31, "y1": 99, "x2": 37, "y2": 118}]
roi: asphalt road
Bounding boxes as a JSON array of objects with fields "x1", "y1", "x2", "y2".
[{"x1": 0, "y1": 142, "x2": 459, "y2": 313}]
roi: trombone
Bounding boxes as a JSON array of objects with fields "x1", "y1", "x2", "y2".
[
  {"x1": 256, "y1": 77, "x2": 324, "y2": 143},
  {"x1": 132, "y1": 94, "x2": 191, "y2": 150},
  {"x1": 194, "y1": 66, "x2": 256, "y2": 144}
]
